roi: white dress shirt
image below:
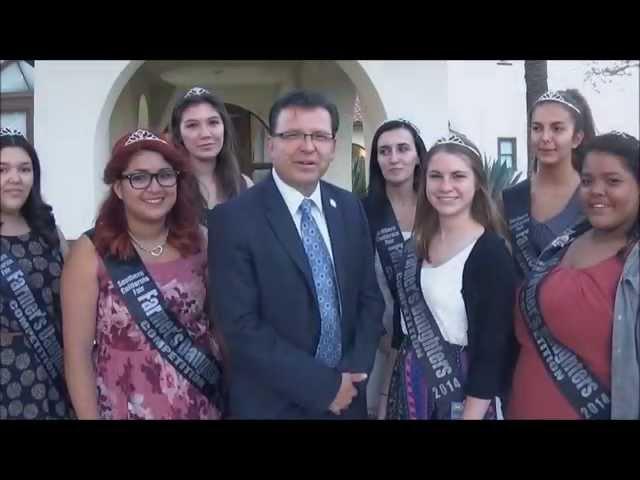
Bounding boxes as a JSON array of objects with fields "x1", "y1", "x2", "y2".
[{"x1": 272, "y1": 169, "x2": 335, "y2": 262}]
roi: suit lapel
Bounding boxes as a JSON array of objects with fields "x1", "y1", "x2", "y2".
[
  {"x1": 321, "y1": 182, "x2": 347, "y2": 314},
  {"x1": 263, "y1": 175, "x2": 316, "y2": 298}
]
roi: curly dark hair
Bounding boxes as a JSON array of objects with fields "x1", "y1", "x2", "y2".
[{"x1": 579, "y1": 131, "x2": 640, "y2": 257}]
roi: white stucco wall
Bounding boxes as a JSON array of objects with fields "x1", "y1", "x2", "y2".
[
  {"x1": 447, "y1": 60, "x2": 528, "y2": 175},
  {"x1": 358, "y1": 61, "x2": 449, "y2": 147},
  {"x1": 33, "y1": 60, "x2": 449, "y2": 238},
  {"x1": 34, "y1": 60, "x2": 142, "y2": 239},
  {"x1": 338, "y1": 60, "x2": 448, "y2": 185},
  {"x1": 110, "y1": 72, "x2": 152, "y2": 146},
  {"x1": 33, "y1": 60, "x2": 637, "y2": 240},
  {"x1": 547, "y1": 60, "x2": 640, "y2": 138}
]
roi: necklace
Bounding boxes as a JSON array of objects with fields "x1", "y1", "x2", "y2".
[{"x1": 128, "y1": 230, "x2": 169, "y2": 257}]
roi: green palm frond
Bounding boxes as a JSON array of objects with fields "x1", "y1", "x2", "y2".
[{"x1": 482, "y1": 153, "x2": 522, "y2": 201}]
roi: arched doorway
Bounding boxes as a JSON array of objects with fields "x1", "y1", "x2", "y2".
[
  {"x1": 101, "y1": 60, "x2": 387, "y2": 191},
  {"x1": 225, "y1": 103, "x2": 271, "y2": 183}
]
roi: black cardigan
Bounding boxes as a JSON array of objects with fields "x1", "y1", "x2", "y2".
[
  {"x1": 460, "y1": 230, "x2": 518, "y2": 400},
  {"x1": 362, "y1": 195, "x2": 517, "y2": 399}
]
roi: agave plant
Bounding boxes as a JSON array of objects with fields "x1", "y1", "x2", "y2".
[{"x1": 482, "y1": 153, "x2": 523, "y2": 202}]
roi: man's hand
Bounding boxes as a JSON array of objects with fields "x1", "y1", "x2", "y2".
[{"x1": 329, "y1": 372, "x2": 368, "y2": 415}]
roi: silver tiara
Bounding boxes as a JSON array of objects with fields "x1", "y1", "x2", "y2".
[
  {"x1": 124, "y1": 129, "x2": 167, "y2": 146},
  {"x1": 432, "y1": 134, "x2": 481, "y2": 158},
  {"x1": 0, "y1": 127, "x2": 25, "y2": 138},
  {"x1": 184, "y1": 87, "x2": 211, "y2": 98},
  {"x1": 609, "y1": 130, "x2": 634, "y2": 140},
  {"x1": 382, "y1": 118, "x2": 421, "y2": 135},
  {"x1": 534, "y1": 91, "x2": 581, "y2": 115}
]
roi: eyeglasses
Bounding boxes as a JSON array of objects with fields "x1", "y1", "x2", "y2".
[
  {"x1": 272, "y1": 131, "x2": 335, "y2": 144},
  {"x1": 120, "y1": 169, "x2": 180, "y2": 189}
]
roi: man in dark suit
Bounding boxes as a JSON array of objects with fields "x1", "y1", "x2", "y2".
[{"x1": 209, "y1": 90, "x2": 385, "y2": 419}]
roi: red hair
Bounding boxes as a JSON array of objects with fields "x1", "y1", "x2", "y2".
[{"x1": 92, "y1": 129, "x2": 203, "y2": 260}]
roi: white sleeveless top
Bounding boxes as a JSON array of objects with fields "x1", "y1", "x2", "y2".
[{"x1": 400, "y1": 238, "x2": 478, "y2": 347}]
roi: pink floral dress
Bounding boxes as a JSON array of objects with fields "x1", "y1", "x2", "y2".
[{"x1": 94, "y1": 251, "x2": 223, "y2": 420}]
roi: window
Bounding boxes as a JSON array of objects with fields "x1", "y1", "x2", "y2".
[
  {"x1": 1, "y1": 61, "x2": 34, "y2": 143},
  {"x1": 497, "y1": 137, "x2": 516, "y2": 169}
]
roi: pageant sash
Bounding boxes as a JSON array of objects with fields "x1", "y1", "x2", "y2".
[
  {"x1": 366, "y1": 196, "x2": 407, "y2": 348},
  {"x1": 87, "y1": 231, "x2": 224, "y2": 410},
  {"x1": 503, "y1": 180, "x2": 537, "y2": 277},
  {"x1": 371, "y1": 199, "x2": 406, "y2": 307},
  {"x1": 0, "y1": 249, "x2": 65, "y2": 391},
  {"x1": 395, "y1": 238, "x2": 465, "y2": 417},
  {"x1": 520, "y1": 222, "x2": 611, "y2": 419}
]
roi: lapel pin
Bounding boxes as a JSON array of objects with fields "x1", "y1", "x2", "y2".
[{"x1": 330, "y1": 198, "x2": 337, "y2": 208}]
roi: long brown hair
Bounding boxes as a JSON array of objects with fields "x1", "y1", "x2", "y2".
[
  {"x1": 170, "y1": 88, "x2": 245, "y2": 203},
  {"x1": 530, "y1": 88, "x2": 597, "y2": 172},
  {"x1": 579, "y1": 131, "x2": 640, "y2": 259},
  {"x1": 414, "y1": 134, "x2": 509, "y2": 262}
]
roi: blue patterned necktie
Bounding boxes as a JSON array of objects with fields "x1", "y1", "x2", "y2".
[{"x1": 299, "y1": 198, "x2": 342, "y2": 367}]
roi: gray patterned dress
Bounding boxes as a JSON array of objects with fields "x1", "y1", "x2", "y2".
[{"x1": 0, "y1": 232, "x2": 73, "y2": 419}]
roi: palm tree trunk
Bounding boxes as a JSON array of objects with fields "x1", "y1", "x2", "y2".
[{"x1": 524, "y1": 60, "x2": 548, "y2": 174}]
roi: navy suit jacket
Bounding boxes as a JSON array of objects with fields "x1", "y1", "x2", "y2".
[{"x1": 208, "y1": 174, "x2": 384, "y2": 419}]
